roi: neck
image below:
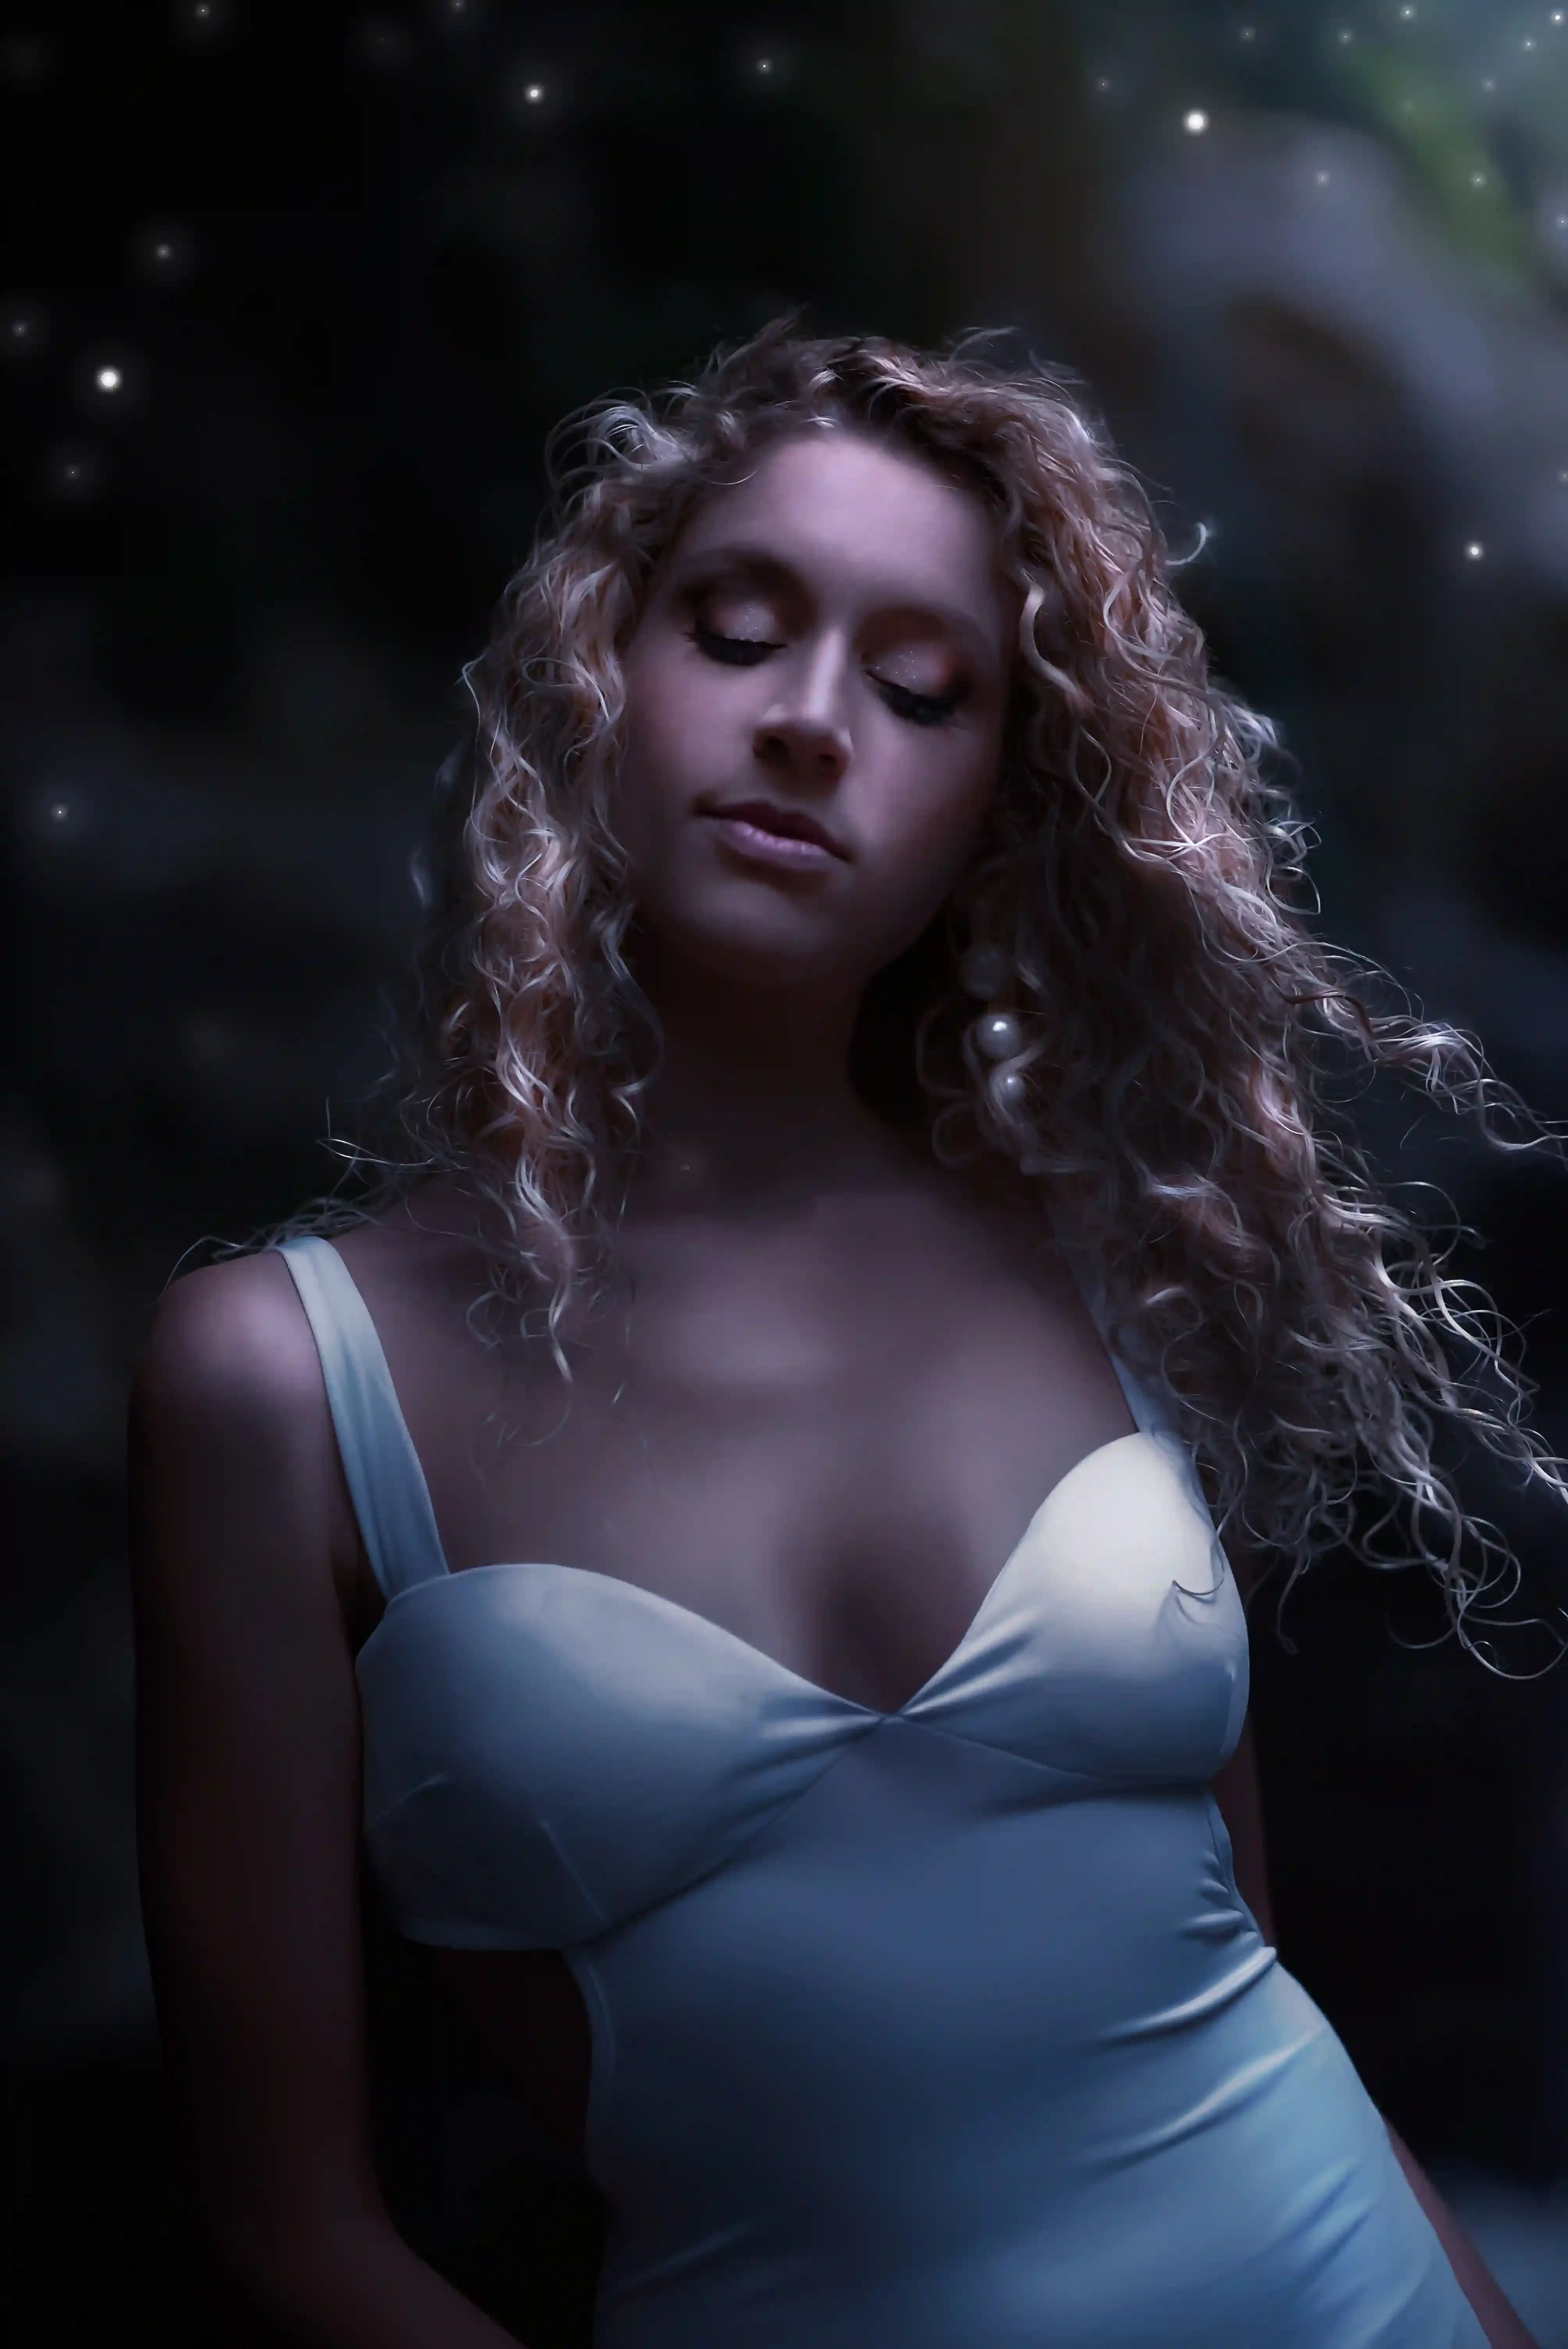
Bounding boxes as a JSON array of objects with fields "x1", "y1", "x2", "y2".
[{"x1": 621, "y1": 942, "x2": 921, "y2": 1220}]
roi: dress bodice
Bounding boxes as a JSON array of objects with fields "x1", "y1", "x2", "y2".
[{"x1": 270, "y1": 1230, "x2": 1484, "y2": 2349}]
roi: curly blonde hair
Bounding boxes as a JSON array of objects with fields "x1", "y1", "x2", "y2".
[{"x1": 259, "y1": 312, "x2": 1568, "y2": 1665}]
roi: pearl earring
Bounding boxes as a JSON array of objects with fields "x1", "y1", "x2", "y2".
[{"x1": 959, "y1": 941, "x2": 1028, "y2": 1107}]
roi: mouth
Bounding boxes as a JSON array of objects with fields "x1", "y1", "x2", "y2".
[{"x1": 703, "y1": 798, "x2": 846, "y2": 857}]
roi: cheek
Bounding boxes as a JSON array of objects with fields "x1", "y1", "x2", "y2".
[
  {"x1": 882, "y1": 735, "x2": 1003, "y2": 885},
  {"x1": 838, "y1": 754, "x2": 997, "y2": 966},
  {"x1": 617, "y1": 661, "x2": 724, "y2": 808},
  {"x1": 611, "y1": 675, "x2": 675, "y2": 837}
]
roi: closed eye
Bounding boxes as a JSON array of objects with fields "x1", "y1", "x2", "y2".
[
  {"x1": 690, "y1": 624, "x2": 779, "y2": 665},
  {"x1": 877, "y1": 677, "x2": 967, "y2": 729},
  {"x1": 686, "y1": 626, "x2": 966, "y2": 730}
]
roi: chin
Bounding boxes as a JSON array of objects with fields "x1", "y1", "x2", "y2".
[{"x1": 636, "y1": 898, "x2": 848, "y2": 988}]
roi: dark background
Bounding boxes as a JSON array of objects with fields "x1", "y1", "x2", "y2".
[{"x1": 5, "y1": 1, "x2": 1568, "y2": 2341}]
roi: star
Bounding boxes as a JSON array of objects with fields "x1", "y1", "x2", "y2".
[
  {"x1": 134, "y1": 224, "x2": 197, "y2": 283},
  {"x1": 3, "y1": 305, "x2": 48, "y2": 358},
  {"x1": 176, "y1": 0, "x2": 235, "y2": 36},
  {"x1": 75, "y1": 349, "x2": 144, "y2": 409},
  {"x1": 45, "y1": 445, "x2": 106, "y2": 500}
]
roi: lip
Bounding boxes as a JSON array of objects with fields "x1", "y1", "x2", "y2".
[
  {"x1": 706, "y1": 814, "x2": 841, "y2": 872},
  {"x1": 705, "y1": 798, "x2": 846, "y2": 858}
]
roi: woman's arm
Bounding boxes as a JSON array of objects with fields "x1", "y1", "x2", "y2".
[
  {"x1": 1383, "y1": 2123, "x2": 1539, "y2": 2349},
  {"x1": 1212, "y1": 1718, "x2": 1539, "y2": 2349},
  {"x1": 130, "y1": 1254, "x2": 524, "y2": 2348}
]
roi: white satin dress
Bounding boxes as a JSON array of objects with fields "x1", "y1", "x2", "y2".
[{"x1": 273, "y1": 1230, "x2": 1487, "y2": 2349}]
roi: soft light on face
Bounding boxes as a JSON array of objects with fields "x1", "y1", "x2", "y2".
[{"x1": 613, "y1": 425, "x2": 1019, "y2": 993}]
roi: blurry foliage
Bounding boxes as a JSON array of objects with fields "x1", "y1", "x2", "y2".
[
  {"x1": 1046, "y1": 0, "x2": 1568, "y2": 301},
  {"x1": 1340, "y1": 41, "x2": 1549, "y2": 288}
]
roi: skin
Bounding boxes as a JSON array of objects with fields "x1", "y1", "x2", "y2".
[{"x1": 130, "y1": 423, "x2": 1535, "y2": 2346}]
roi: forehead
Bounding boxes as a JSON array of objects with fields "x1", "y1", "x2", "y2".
[{"x1": 669, "y1": 427, "x2": 1012, "y2": 649}]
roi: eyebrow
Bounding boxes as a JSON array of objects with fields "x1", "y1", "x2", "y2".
[{"x1": 671, "y1": 542, "x2": 1000, "y2": 666}]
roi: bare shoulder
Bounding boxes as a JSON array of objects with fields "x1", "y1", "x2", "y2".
[
  {"x1": 130, "y1": 1247, "x2": 359, "y2": 1613},
  {"x1": 327, "y1": 1181, "x2": 560, "y2": 1366},
  {"x1": 135, "y1": 1248, "x2": 323, "y2": 1413}
]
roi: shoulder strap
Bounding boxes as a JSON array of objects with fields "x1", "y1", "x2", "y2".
[
  {"x1": 1044, "y1": 1202, "x2": 1176, "y2": 1443},
  {"x1": 271, "y1": 1235, "x2": 451, "y2": 1601},
  {"x1": 1046, "y1": 1203, "x2": 1231, "y2": 1567}
]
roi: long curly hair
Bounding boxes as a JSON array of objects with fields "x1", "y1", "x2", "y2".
[{"x1": 257, "y1": 312, "x2": 1568, "y2": 1665}]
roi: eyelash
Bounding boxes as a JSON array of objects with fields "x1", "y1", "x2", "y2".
[{"x1": 685, "y1": 625, "x2": 966, "y2": 730}]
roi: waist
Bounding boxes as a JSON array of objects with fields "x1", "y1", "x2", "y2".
[
  {"x1": 581, "y1": 1939, "x2": 1470, "y2": 2349},
  {"x1": 574, "y1": 1772, "x2": 1272, "y2": 2201}
]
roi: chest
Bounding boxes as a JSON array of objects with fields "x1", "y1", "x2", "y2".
[{"x1": 340, "y1": 1196, "x2": 1137, "y2": 1715}]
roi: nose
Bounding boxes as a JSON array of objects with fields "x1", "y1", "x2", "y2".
[{"x1": 753, "y1": 638, "x2": 853, "y2": 781}]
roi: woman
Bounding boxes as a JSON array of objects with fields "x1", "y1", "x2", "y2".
[{"x1": 129, "y1": 318, "x2": 1556, "y2": 2346}]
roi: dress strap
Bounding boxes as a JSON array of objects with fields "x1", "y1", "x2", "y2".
[
  {"x1": 1044, "y1": 1201, "x2": 1176, "y2": 1444},
  {"x1": 271, "y1": 1234, "x2": 451, "y2": 1601},
  {"x1": 1045, "y1": 1202, "x2": 1233, "y2": 1580}
]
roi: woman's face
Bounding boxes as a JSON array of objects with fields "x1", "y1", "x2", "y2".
[{"x1": 613, "y1": 425, "x2": 1020, "y2": 995}]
